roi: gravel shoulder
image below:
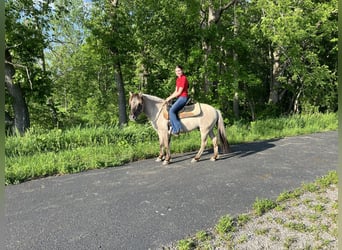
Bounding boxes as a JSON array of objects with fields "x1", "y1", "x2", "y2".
[{"x1": 164, "y1": 172, "x2": 338, "y2": 249}]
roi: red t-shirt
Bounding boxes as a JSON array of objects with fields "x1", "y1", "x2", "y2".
[{"x1": 176, "y1": 75, "x2": 189, "y2": 97}]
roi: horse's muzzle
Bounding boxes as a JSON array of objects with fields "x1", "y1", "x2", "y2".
[{"x1": 129, "y1": 114, "x2": 136, "y2": 121}]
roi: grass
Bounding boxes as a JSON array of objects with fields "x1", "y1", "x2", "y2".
[
  {"x1": 168, "y1": 171, "x2": 338, "y2": 250},
  {"x1": 5, "y1": 112, "x2": 337, "y2": 185},
  {"x1": 252, "y1": 198, "x2": 277, "y2": 216}
]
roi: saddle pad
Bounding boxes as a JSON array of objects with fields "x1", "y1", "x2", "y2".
[{"x1": 163, "y1": 103, "x2": 201, "y2": 120}]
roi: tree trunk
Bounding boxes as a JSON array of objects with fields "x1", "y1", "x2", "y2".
[
  {"x1": 108, "y1": 0, "x2": 127, "y2": 126},
  {"x1": 5, "y1": 111, "x2": 14, "y2": 134},
  {"x1": 5, "y1": 48, "x2": 30, "y2": 134},
  {"x1": 233, "y1": 92, "x2": 239, "y2": 118},
  {"x1": 113, "y1": 60, "x2": 127, "y2": 126},
  {"x1": 232, "y1": 2, "x2": 239, "y2": 119},
  {"x1": 269, "y1": 49, "x2": 281, "y2": 104},
  {"x1": 200, "y1": 0, "x2": 239, "y2": 92}
]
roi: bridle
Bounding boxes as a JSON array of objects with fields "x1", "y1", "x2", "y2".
[
  {"x1": 129, "y1": 96, "x2": 144, "y2": 121},
  {"x1": 129, "y1": 94, "x2": 167, "y2": 122}
]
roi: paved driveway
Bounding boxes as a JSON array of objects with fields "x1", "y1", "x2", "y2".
[{"x1": 4, "y1": 131, "x2": 337, "y2": 250}]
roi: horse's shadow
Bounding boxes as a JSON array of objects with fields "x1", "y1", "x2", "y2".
[{"x1": 170, "y1": 139, "x2": 279, "y2": 163}]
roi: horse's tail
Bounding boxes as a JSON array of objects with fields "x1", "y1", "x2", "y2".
[{"x1": 216, "y1": 110, "x2": 231, "y2": 154}]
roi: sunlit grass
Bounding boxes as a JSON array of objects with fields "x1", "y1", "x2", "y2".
[{"x1": 5, "y1": 112, "x2": 337, "y2": 184}]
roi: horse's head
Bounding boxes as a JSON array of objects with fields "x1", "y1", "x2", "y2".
[{"x1": 129, "y1": 92, "x2": 144, "y2": 121}]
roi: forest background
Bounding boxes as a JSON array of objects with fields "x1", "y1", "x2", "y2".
[{"x1": 5, "y1": 0, "x2": 337, "y2": 134}]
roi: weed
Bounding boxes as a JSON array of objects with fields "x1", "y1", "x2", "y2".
[
  {"x1": 315, "y1": 171, "x2": 338, "y2": 187},
  {"x1": 274, "y1": 217, "x2": 285, "y2": 225},
  {"x1": 274, "y1": 204, "x2": 285, "y2": 212},
  {"x1": 215, "y1": 215, "x2": 235, "y2": 235},
  {"x1": 302, "y1": 182, "x2": 319, "y2": 192},
  {"x1": 307, "y1": 214, "x2": 320, "y2": 222},
  {"x1": 237, "y1": 234, "x2": 248, "y2": 244},
  {"x1": 311, "y1": 204, "x2": 325, "y2": 213},
  {"x1": 177, "y1": 239, "x2": 195, "y2": 250},
  {"x1": 277, "y1": 189, "x2": 302, "y2": 202},
  {"x1": 254, "y1": 228, "x2": 270, "y2": 235},
  {"x1": 270, "y1": 234, "x2": 280, "y2": 241},
  {"x1": 253, "y1": 198, "x2": 277, "y2": 216},
  {"x1": 237, "y1": 214, "x2": 250, "y2": 226},
  {"x1": 283, "y1": 236, "x2": 297, "y2": 249},
  {"x1": 284, "y1": 222, "x2": 310, "y2": 233},
  {"x1": 195, "y1": 231, "x2": 209, "y2": 242}
]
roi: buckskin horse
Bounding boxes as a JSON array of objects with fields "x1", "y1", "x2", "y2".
[{"x1": 129, "y1": 92, "x2": 231, "y2": 165}]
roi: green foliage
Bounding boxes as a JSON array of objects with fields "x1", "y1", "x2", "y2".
[
  {"x1": 5, "y1": 124, "x2": 157, "y2": 158},
  {"x1": 237, "y1": 214, "x2": 251, "y2": 226},
  {"x1": 315, "y1": 171, "x2": 338, "y2": 188},
  {"x1": 276, "y1": 189, "x2": 302, "y2": 203},
  {"x1": 276, "y1": 171, "x2": 338, "y2": 204},
  {"x1": 177, "y1": 239, "x2": 196, "y2": 250},
  {"x1": 195, "y1": 230, "x2": 210, "y2": 242},
  {"x1": 253, "y1": 198, "x2": 277, "y2": 216},
  {"x1": 254, "y1": 0, "x2": 337, "y2": 114},
  {"x1": 215, "y1": 215, "x2": 235, "y2": 235},
  {"x1": 6, "y1": 0, "x2": 337, "y2": 131},
  {"x1": 284, "y1": 222, "x2": 311, "y2": 233}
]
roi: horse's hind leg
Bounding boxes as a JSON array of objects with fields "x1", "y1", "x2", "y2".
[{"x1": 192, "y1": 131, "x2": 209, "y2": 163}]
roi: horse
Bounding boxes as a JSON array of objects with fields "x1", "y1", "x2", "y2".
[{"x1": 129, "y1": 92, "x2": 231, "y2": 165}]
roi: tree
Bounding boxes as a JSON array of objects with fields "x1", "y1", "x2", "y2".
[
  {"x1": 5, "y1": 0, "x2": 65, "y2": 132},
  {"x1": 255, "y1": 0, "x2": 337, "y2": 113},
  {"x1": 7, "y1": 0, "x2": 337, "y2": 131},
  {"x1": 5, "y1": 47, "x2": 30, "y2": 134},
  {"x1": 86, "y1": 0, "x2": 135, "y2": 126}
]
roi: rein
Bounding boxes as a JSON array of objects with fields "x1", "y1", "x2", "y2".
[{"x1": 153, "y1": 102, "x2": 167, "y2": 123}]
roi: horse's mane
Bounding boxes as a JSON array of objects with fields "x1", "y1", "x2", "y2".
[{"x1": 142, "y1": 94, "x2": 164, "y2": 103}]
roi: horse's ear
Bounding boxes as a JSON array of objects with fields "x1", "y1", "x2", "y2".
[
  {"x1": 139, "y1": 92, "x2": 143, "y2": 98},
  {"x1": 129, "y1": 92, "x2": 133, "y2": 97}
]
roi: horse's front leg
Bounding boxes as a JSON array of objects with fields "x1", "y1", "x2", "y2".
[
  {"x1": 209, "y1": 130, "x2": 219, "y2": 161},
  {"x1": 156, "y1": 133, "x2": 165, "y2": 162},
  {"x1": 156, "y1": 131, "x2": 171, "y2": 164},
  {"x1": 162, "y1": 133, "x2": 171, "y2": 165}
]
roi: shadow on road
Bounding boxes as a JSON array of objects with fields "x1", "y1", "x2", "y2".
[{"x1": 171, "y1": 138, "x2": 279, "y2": 163}]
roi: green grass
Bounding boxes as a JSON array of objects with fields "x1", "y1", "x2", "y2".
[
  {"x1": 215, "y1": 214, "x2": 235, "y2": 235},
  {"x1": 5, "y1": 112, "x2": 337, "y2": 185},
  {"x1": 253, "y1": 198, "x2": 277, "y2": 216},
  {"x1": 228, "y1": 112, "x2": 337, "y2": 144}
]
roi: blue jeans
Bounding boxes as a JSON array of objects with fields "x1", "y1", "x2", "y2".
[{"x1": 169, "y1": 97, "x2": 188, "y2": 133}]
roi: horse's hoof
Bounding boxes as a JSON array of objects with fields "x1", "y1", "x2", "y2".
[
  {"x1": 162, "y1": 160, "x2": 170, "y2": 165},
  {"x1": 210, "y1": 157, "x2": 217, "y2": 162},
  {"x1": 191, "y1": 158, "x2": 199, "y2": 163},
  {"x1": 156, "y1": 157, "x2": 163, "y2": 162}
]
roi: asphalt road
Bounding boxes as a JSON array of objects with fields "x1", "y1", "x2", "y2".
[{"x1": 4, "y1": 131, "x2": 337, "y2": 250}]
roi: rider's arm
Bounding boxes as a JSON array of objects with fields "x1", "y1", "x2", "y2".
[{"x1": 166, "y1": 87, "x2": 183, "y2": 102}]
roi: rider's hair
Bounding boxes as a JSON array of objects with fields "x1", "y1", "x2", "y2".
[{"x1": 176, "y1": 65, "x2": 183, "y2": 70}]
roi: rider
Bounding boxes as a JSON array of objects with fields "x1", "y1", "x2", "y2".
[{"x1": 165, "y1": 65, "x2": 189, "y2": 136}]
